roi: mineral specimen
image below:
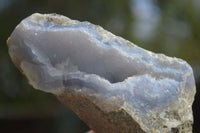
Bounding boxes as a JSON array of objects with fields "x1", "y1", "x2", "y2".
[{"x1": 7, "y1": 13, "x2": 196, "y2": 133}]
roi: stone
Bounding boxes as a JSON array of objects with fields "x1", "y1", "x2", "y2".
[{"x1": 7, "y1": 13, "x2": 196, "y2": 133}]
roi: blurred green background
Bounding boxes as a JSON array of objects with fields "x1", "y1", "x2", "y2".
[{"x1": 0, "y1": 0, "x2": 200, "y2": 133}]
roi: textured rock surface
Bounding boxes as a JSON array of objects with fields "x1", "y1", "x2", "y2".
[{"x1": 7, "y1": 13, "x2": 196, "y2": 133}]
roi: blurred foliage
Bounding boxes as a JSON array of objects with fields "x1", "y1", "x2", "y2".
[{"x1": 0, "y1": 0, "x2": 200, "y2": 133}]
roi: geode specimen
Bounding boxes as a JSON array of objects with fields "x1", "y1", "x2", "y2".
[{"x1": 7, "y1": 13, "x2": 196, "y2": 133}]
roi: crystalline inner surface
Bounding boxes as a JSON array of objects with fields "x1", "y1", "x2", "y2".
[{"x1": 7, "y1": 13, "x2": 196, "y2": 133}]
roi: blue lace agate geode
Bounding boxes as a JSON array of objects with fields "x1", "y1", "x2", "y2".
[{"x1": 7, "y1": 13, "x2": 196, "y2": 133}]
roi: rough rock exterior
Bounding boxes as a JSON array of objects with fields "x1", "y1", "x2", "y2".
[{"x1": 7, "y1": 13, "x2": 196, "y2": 133}]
